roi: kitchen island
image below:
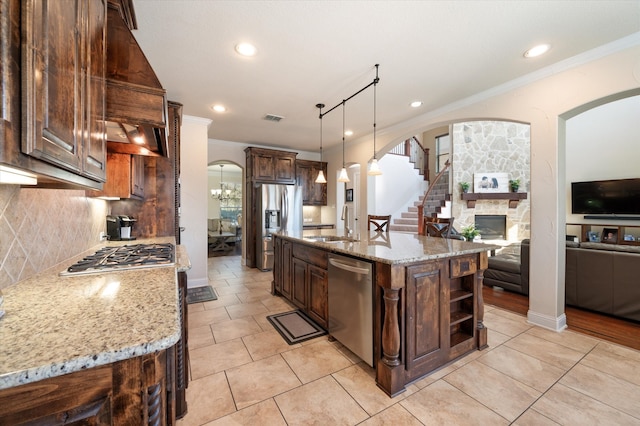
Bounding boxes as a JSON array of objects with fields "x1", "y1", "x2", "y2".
[
  {"x1": 273, "y1": 230, "x2": 498, "y2": 397},
  {"x1": 0, "y1": 237, "x2": 190, "y2": 424}
]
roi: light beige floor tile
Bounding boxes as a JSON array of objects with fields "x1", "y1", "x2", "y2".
[
  {"x1": 189, "y1": 339, "x2": 252, "y2": 380},
  {"x1": 225, "y1": 277, "x2": 255, "y2": 286},
  {"x1": 254, "y1": 313, "x2": 277, "y2": 332},
  {"x1": 478, "y1": 345, "x2": 565, "y2": 392},
  {"x1": 487, "y1": 327, "x2": 512, "y2": 348},
  {"x1": 226, "y1": 354, "x2": 302, "y2": 410},
  {"x1": 513, "y1": 409, "x2": 561, "y2": 425},
  {"x1": 260, "y1": 295, "x2": 295, "y2": 313},
  {"x1": 201, "y1": 293, "x2": 241, "y2": 309},
  {"x1": 532, "y1": 383, "x2": 638, "y2": 425},
  {"x1": 206, "y1": 399, "x2": 286, "y2": 426},
  {"x1": 275, "y1": 375, "x2": 369, "y2": 425},
  {"x1": 215, "y1": 284, "x2": 251, "y2": 296},
  {"x1": 187, "y1": 302, "x2": 205, "y2": 312},
  {"x1": 333, "y1": 363, "x2": 413, "y2": 416},
  {"x1": 176, "y1": 372, "x2": 235, "y2": 426},
  {"x1": 235, "y1": 288, "x2": 271, "y2": 303},
  {"x1": 560, "y1": 363, "x2": 640, "y2": 418},
  {"x1": 242, "y1": 329, "x2": 300, "y2": 361},
  {"x1": 488, "y1": 308, "x2": 528, "y2": 324},
  {"x1": 444, "y1": 360, "x2": 540, "y2": 422},
  {"x1": 484, "y1": 310, "x2": 532, "y2": 337},
  {"x1": 188, "y1": 306, "x2": 230, "y2": 329},
  {"x1": 225, "y1": 301, "x2": 269, "y2": 319},
  {"x1": 243, "y1": 280, "x2": 272, "y2": 290},
  {"x1": 188, "y1": 324, "x2": 215, "y2": 350},
  {"x1": 581, "y1": 341, "x2": 640, "y2": 386},
  {"x1": 281, "y1": 339, "x2": 352, "y2": 383},
  {"x1": 359, "y1": 404, "x2": 423, "y2": 426},
  {"x1": 211, "y1": 316, "x2": 263, "y2": 343},
  {"x1": 400, "y1": 380, "x2": 509, "y2": 425},
  {"x1": 526, "y1": 326, "x2": 600, "y2": 353},
  {"x1": 505, "y1": 332, "x2": 584, "y2": 370}
]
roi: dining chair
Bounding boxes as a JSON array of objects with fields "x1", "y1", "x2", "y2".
[
  {"x1": 422, "y1": 217, "x2": 454, "y2": 238},
  {"x1": 368, "y1": 214, "x2": 391, "y2": 232}
]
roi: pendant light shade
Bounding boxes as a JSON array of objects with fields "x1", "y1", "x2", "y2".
[
  {"x1": 368, "y1": 64, "x2": 382, "y2": 176},
  {"x1": 315, "y1": 103, "x2": 327, "y2": 184},
  {"x1": 338, "y1": 101, "x2": 350, "y2": 183}
]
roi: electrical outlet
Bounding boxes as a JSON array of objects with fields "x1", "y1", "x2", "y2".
[{"x1": 99, "y1": 231, "x2": 107, "y2": 241}]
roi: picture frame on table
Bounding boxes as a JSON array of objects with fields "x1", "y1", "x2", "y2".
[
  {"x1": 345, "y1": 188, "x2": 353, "y2": 202},
  {"x1": 601, "y1": 228, "x2": 618, "y2": 243},
  {"x1": 587, "y1": 231, "x2": 599, "y2": 242}
]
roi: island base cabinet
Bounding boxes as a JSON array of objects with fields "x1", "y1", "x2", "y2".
[{"x1": 0, "y1": 348, "x2": 177, "y2": 425}]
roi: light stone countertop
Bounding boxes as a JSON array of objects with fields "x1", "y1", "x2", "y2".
[
  {"x1": 0, "y1": 237, "x2": 190, "y2": 390},
  {"x1": 276, "y1": 230, "x2": 499, "y2": 264}
]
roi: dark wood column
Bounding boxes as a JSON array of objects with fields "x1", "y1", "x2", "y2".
[{"x1": 476, "y1": 251, "x2": 488, "y2": 349}]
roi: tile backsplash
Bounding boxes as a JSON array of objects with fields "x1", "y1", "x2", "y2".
[{"x1": 0, "y1": 185, "x2": 107, "y2": 289}]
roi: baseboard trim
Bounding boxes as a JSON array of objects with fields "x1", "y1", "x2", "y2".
[{"x1": 527, "y1": 310, "x2": 567, "y2": 332}]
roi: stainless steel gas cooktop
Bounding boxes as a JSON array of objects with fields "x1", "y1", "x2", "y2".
[{"x1": 61, "y1": 243, "x2": 175, "y2": 276}]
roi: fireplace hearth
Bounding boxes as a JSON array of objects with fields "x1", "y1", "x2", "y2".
[{"x1": 475, "y1": 215, "x2": 506, "y2": 240}]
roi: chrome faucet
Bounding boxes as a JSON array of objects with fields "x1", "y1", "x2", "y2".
[{"x1": 341, "y1": 205, "x2": 352, "y2": 236}]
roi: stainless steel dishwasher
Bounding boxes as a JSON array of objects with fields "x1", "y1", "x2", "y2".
[{"x1": 328, "y1": 253, "x2": 374, "y2": 366}]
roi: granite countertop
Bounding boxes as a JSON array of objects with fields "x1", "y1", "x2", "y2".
[
  {"x1": 276, "y1": 230, "x2": 499, "y2": 265},
  {"x1": 0, "y1": 237, "x2": 190, "y2": 390}
]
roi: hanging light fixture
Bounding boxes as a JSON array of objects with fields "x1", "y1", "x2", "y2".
[
  {"x1": 368, "y1": 65, "x2": 382, "y2": 176},
  {"x1": 337, "y1": 100, "x2": 350, "y2": 183},
  {"x1": 211, "y1": 164, "x2": 232, "y2": 200},
  {"x1": 315, "y1": 103, "x2": 327, "y2": 184}
]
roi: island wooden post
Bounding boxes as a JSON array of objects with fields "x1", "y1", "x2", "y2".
[
  {"x1": 375, "y1": 262, "x2": 406, "y2": 397},
  {"x1": 476, "y1": 251, "x2": 489, "y2": 349}
]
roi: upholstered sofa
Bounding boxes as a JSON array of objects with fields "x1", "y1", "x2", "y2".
[
  {"x1": 565, "y1": 241, "x2": 640, "y2": 322},
  {"x1": 483, "y1": 239, "x2": 530, "y2": 296}
]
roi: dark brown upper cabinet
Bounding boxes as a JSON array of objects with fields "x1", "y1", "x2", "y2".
[
  {"x1": 21, "y1": 0, "x2": 108, "y2": 184},
  {"x1": 245, "y1": 147, "x2": 297, "y2": 184},
  {"x1": 296, "y1": 159, "x2": 327, "y2": 206}
]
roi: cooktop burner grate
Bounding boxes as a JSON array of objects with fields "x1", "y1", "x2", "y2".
[{"x1": 62, "y1": 243, "x2": 175, "y2": 276}]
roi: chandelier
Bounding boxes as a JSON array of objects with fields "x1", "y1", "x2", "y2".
[{"x1": 211, "y1": 164, "x2": 232, "y2": 200}]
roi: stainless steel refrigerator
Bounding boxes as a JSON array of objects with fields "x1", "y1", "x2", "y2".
[{"x1": 256, "y1": 184, "x2": 303, "y2": 271}]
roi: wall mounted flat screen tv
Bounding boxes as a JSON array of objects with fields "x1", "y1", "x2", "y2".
[{"x1": 571, "y1": 178, "x2": 640, "y2": 215}]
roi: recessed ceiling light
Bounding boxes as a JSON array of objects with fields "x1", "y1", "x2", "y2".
[
  {"x1": 524, "y1": 44, "x2": 550, "y2": 58},
  {"x1": 410, "y1": 101, "x2": 423, "y2": 108},
  {"x1": 211, "y1": 104, "x2": 227, "y2": 113},
  {"x1": 235, "y1": 42, "x2": 257, "y2": 57},
  {"x1": 344, "y1": 130, "x2": 353, "y2": 137}
]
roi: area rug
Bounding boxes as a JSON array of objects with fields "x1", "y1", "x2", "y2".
[
  {"x1": 187, "y1": 286, "x2": 218, "y2": 304},
  {"x1": 267, "y1": 310, "x2": 327, "y2": 345}
]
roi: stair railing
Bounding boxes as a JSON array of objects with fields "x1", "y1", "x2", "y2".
[
  {"x1": 388, "y1": 136, "x2": 430, "y2": 181},
  {"x1": 417, "y1": 159, "x2": 451, "y2": 235}
]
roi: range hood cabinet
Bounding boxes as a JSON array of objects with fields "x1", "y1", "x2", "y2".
[{"x1": 105, "y1": 0, "x2": 168, "y2": 157}]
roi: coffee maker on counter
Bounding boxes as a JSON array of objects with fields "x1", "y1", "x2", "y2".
[{"x1": 106, "y1": 215, "x2": 137, "y2": 241}]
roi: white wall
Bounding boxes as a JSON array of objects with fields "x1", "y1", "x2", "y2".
[
  {"x1": 565, "y1": 95, "x2": 640, "y2": 226},
  {"x1": 180, "y1": 116, "x2": 212, "y2": 288}
]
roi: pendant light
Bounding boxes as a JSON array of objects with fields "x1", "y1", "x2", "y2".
[
  {"x1": 315, "y1": 103, "x2": 327, "y2": 184},
  {"x1": 368, "y1": 64, "x2": 382, "y2": 176},
  {"x1": 337, "y1": 100, "x2": 350, "y2": 183}
]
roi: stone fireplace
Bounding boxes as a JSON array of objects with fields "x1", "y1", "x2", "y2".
[
  {"x1": 451, "y1": 121, "x2": 531, "y2": 243},
  {"x1": 475, "y1": 215, "x2": 507, "y2": 240}
]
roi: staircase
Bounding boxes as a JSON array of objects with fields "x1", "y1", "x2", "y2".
[{"x1": 389, "y1": 171, "x2": 451, "y2": 233}]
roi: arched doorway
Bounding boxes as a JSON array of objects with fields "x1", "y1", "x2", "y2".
[{"x1": 207, "y1": 161, "x2": 243, "y2": 257}]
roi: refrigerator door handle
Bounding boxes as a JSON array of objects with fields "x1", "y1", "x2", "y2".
[{"x1": 281, "y1": 188, "x2": 288, "y2": 230}]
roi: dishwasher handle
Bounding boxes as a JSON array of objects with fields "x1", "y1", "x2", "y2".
[{"x1": 329, "y1": 257, "x2": 371, "y2": 275}]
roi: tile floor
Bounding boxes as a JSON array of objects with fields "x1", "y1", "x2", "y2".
[{"x1": 177, "y1": 255, "x2": 640, "y2": 425}]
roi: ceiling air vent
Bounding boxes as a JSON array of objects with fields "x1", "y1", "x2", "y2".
[{"x1": 263, "y1": 114, "x2": 285, "y2": 122}]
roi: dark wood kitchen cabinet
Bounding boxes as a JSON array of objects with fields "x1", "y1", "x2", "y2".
[
  {"x1": 244, "y1": 147, "x2": 298, "y2": 268},
  {"x1": 296, "y1": 159, "x2": 328, "y2": 205},
  {"x1": 22, "y1": 0, "x2": 108, "y2": 183},
  {"x1": 87, "y1": 152, "x2": 145, "y2": 199},
  {"x1": 0, "y1": 0, "x2": 106, "y2": 189},
  {"x1": 245, "y1": 147, "x2": 297, "y2": 184},
  {"x1": 273, "y1": 237, "x2": 328, "y2": 329},
  {"x1": 0, "y1": 348, "x2": 175, "y2": 425}
]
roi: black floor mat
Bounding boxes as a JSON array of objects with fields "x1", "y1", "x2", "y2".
[{"x1": 187, "y1": 286, "x2": 218, "y2": 304}]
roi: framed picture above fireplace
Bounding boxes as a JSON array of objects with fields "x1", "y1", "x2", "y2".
[{"x1": 474, "y1": 173, "x2": 508, "y2": 193}]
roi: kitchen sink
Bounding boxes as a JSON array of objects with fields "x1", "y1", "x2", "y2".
[{"x1": 303, "y1": 235, "x2": 358, "y2": 243}]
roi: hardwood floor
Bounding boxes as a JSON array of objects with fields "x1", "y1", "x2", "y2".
[{"x1": 483, "y1": 285, "x2": 640, "y2": 351}]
